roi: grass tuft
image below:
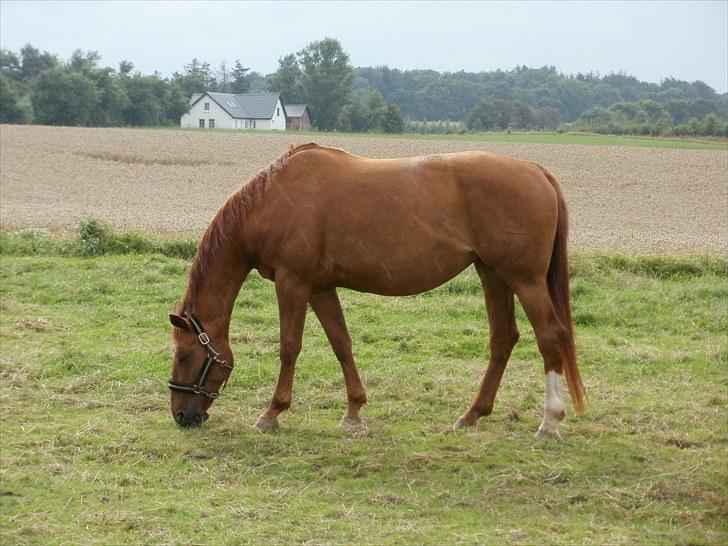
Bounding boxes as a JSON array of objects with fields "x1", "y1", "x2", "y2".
[{"x1": 0, "y1": 220, "x2": 197, "y2": 260}]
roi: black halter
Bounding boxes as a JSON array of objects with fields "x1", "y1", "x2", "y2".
[{"x1": 168, "y1": 316, "x2": 234, "y2": 400}]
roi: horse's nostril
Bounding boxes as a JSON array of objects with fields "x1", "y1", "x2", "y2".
[{"x1": 175, "y1": 410, "x2": 186, "y2": 424}]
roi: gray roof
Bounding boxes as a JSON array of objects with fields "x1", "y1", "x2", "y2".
[
  {"x1": 192, "y1": 92, "x2": 283, "y2": 120},
  {"x1": 284, "y1": 104, "x2": 308, "y2": 118}
]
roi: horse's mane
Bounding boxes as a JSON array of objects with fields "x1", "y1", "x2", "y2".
[{"x1": 184, "y1": 143, "x2": 320, "y2": 309}]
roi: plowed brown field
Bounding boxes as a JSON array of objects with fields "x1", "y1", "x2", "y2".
[{"x1": 1, "y1": 124, "x2": 726, "y2": 253}]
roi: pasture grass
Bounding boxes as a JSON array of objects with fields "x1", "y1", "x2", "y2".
[{"x1": 0, "y1": 230, "x2": 726, "y2": 545}]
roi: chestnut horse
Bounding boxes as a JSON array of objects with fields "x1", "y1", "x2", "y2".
[{"x1": 168, "y1": 143, "x2": 586, "y2": 437}]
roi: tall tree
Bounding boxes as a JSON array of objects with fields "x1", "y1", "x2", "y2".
[
  {"x1": 172, "y1": 58, "x2": 215, "y2": 97},
  {"x1": 380, "y1": 104, "x2": 404, "y2": 133},
  {"x1": 297, "y1": 38, "x2": 353, "y2": 130},
  {"x1": 266, "y1": 53, "x2": 303, "y2": 103},
  {"x1": 32, "y1": 67, "x2": 100, "y2": 125},
  {"x1": 69, "y1": 49, "x2": 101, "y2": 73},
  {"x1": 119, "y1": 60, "x2": 134, "y2": 76},
  {"x1": 216, "y1": 60, "x2": 230, "y2": 92},
  {"x1": 230, "y1": 60, "x2": 251, "y2": 94},
  {"x1": 121, "y1": 74, "x2": 165, "y2": 125},
  {"x1": 0, "y1": 76, "x2": 30, "y2": 122},
  {"x1": 19, "y1": 44, "x2": 58, "y2": 81},
  {"x1": 0, "y1": 49, "x2": 21, "y2": 79}
]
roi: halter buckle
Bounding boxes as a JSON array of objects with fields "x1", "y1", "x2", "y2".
[{"x1": 198, "y1": 332, "x2": 210, "y2": 345}]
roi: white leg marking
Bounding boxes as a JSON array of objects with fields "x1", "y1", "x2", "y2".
[{"x1": 537, "y1": 371, "x2": 565, "y2": 438}]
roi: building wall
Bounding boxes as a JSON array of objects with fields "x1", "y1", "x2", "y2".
[
  {"x1": 270, "y1": 99, "x2": 286, "y2": 131},
  {"x1": 180, "y1": 97, "x2": 235, "y2": 129},
  {"x1": 287, "y1": 110, "x2": 312, "y2": 131}
]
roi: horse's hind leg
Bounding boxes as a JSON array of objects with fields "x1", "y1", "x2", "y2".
[
  {"x1": 310, "y1": 288, "x2": 367, "y2": 427},
  {"x1": 512, "y1": 280, "x2": 568, "y2": 438},
  {"x1": 455, "y1": 263, "x2": 519, "y2": 429}
]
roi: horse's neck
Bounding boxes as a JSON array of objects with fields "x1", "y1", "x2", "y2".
[{"x1": 184, "y1": 228, "x2": 251, "y2": 338}]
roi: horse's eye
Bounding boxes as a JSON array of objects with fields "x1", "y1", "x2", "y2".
[{"x1": 175, "y1": 350, "x2": 192, "y2": 365}]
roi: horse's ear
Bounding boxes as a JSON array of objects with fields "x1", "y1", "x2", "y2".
[{"x1": 169, "y1": 313, "x2": 191, "y2": 331}]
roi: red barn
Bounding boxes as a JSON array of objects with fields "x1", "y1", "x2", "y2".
[{"x1": 285, "y1": 104, "x2": 312, "y2": 131}]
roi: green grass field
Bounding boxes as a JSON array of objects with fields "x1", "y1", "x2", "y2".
[
  {"x1": 1, "y1": 230, "x2": 726, "y2": 545},
  {"x1": 175, "y1": 126, "x2": 728, "y2": 150}
]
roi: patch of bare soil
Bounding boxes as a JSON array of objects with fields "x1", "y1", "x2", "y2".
[{"x1": 1, "y1": 125, "x2": 726, "y2": 254}]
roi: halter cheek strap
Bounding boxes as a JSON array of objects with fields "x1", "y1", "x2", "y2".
[{"x1": 168, "y1": 316, "x2": 234, "y2": 400}]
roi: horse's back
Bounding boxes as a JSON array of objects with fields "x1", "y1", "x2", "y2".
[{"x1": 253, "y1": 146, "x2": 560, "y2": 293}]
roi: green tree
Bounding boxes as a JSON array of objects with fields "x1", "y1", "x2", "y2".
[
  {"x1": 164, "y1": 83, "x2": 191, "y2": 124},
  {"x1": 121, "y1": 75, "x2": 165, "y2": 125},
  {"x1": 0, "y1": 49, "x2": 21, "y2": 79},
  {"x1": 337, "y1": 102, "x2": 364, "y2": 132},
  {"x1": 465, "y1": 99, "x2": 535, "y2": 131},
  {"x1": 702, "y1": 113, "x2": 719, "y2": 136},
  {"x1": 230, "y1": 60, "x2": 251, "y2": 93},
  {"x1": 465, "y1": 100, "x2": 497, "y2": 131},
  {"x1": 266, "y1": 53, "x2": 303, "y2": 103},
  {"x1": 0, "y1": 76, "x2": 31, "y2": 123},
  {"x1": 69, "y1": 49, "x2": 101, "y2": 73},
  {"x1": 533, "y1": 106, "x2": 561, "y2": 130},
  {"x1": 337, "y1": 89, "x2": 403, "y2": 133},
  {"x1": 32, "y1": 67, "x2": 100, "y2": 125},
  {"x1": 575, "y1": 107, "x2": 614, "y2": 132},
  {"x1": 119, "y1": 60, "x2": 134, "y2": 76},
  {"x1": 89, "y1": 68, "x2": 129, "y2": 126},
  {"x1": 380, "y1": 104, "x2": 404, "y2": 133},
  {"x1": 19, "y1": 44, "x2": 58, "y2": 81},
  {"x1": 298, "y1": 38, "x2": 353, "y2": 130},
  {"x1": 172, "y1": 59, "x2": 214, "y2": 97}
]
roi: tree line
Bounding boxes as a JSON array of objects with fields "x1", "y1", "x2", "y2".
[
  {"x1": 357, "y1": 65, "x2": 728, "y2": 136},
  {"x1": 1, "y1": 40, "x2": 726, "y2": 136}
]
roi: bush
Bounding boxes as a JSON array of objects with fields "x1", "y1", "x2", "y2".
[{"x1": 76, "y1": 218, "x2": 109, "y2": 256}]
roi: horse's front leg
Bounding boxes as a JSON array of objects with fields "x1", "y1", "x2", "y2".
[{"x1": 255, "y1": 270, "x2": 311, "y2": 431}]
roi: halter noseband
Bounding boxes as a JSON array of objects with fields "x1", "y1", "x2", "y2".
[{"x1": 168, "y1": 316, "x2": 234, "y2": 400}]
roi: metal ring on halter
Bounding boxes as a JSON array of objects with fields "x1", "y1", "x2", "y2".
[{"x1": 168, "y1": 315, "x2": 234, "y2": 399}]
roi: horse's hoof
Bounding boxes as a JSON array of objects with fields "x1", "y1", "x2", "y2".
[
  {"x1": 340, "y1": 416, "x2": 366, "y2": 429},
  {"x1": 535, "y1": 427, "x2": 560, "y2": 439},
  {"x1": 453, "y1": 417, "x2": 474, "y2": 430},
  {"x1": 254, "y1": 417, "x2": 279, "y2": 432}
]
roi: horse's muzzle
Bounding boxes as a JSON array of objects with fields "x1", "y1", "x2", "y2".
[{"x1": 174, "y1": 409, "x2": 210, "y2": 427}]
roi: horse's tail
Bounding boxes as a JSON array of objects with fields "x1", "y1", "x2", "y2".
[{"x1": 540, "y1": 166, "x2": 587, "y2": 413}]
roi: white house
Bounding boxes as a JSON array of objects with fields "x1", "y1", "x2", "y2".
[{"x1": 181, "y1": 92, "x2": 287, "y2": 130}]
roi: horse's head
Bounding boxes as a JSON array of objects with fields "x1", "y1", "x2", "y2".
[{"x1": 168, "y1": 310, "x2": 234, "y2": 427}]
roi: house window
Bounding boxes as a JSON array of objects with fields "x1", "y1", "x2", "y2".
[
  {"x1": 209, "y1": 119, "x2": 215, "y2": 129},
  {"x1": 252, "y1": 120, "x2": 256, "y2": 129},
  {"x1": 204, "y1": 102, "x2": 210, "y2": 112},
  {"x1": 277, "y1": 107, "x2": 280, "y2": 117},
  {"x1": 244, "y1": 120, "x2": 249, "y2": 129},
  {"x1": 199, "y1": 119, "x2": 205, "y2": 128}
]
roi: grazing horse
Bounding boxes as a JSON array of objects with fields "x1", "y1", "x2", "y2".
[{"x1": 168, "y1": 143, "x2": 586, "y2": 437}]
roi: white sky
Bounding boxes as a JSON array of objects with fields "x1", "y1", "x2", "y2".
[{"x1": 1, "y1": 0, "x2": 726, "y2": 92}]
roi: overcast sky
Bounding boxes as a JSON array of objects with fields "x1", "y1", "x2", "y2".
[{"x1": 1, "y1": 0, "x2": 726, "y2": 92}]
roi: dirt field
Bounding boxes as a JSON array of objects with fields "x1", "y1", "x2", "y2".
[{"x1": 1, "y1": 124, "x2": 726, "y2": 253}]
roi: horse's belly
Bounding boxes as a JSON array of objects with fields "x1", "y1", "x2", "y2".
[{"x1": 333, "y1": 246, "x2": 474, "y2": 296}]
